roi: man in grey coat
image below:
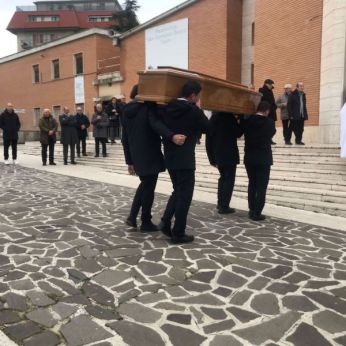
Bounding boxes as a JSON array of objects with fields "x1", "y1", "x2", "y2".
[
  {"x1": 59, "y1": 106, "x2": 78, "y2": 165},
  {"x1": 92, "y1": 103, "x2": 109, "y2": 157},
  {"x1": 276, "y1": 84, "x2": 293, "y2": 145}
]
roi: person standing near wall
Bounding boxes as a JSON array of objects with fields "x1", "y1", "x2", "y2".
[
  {"x1": 0, "y1": 103, "x2": 21, "y2": 165},
  {"x1": 276, "y1": 84, "x2": 293, "y2": 145},
  {"x1": 39, "y1": 108, "x2": 58, "y2": 166},
  {"x1": 59, "y1": 107, "x2": 78, "y2": 165},
  {"x1": 92, "y1": 103, "x2": 109, "y2": 157},
  {"x1": 106, "y1": 97, "x2": 120, "y2": 144},
  {"x1": 75, "y1": 106, "x2": 90, "y2": 157}
]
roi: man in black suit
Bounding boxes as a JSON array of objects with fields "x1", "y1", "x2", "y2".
[
  {"x1": 159, "y1": 81, "x2": 211, "y2": 244},
  {"x1": 206, "y1": 112, "x2": 242, "y2": 214},
  {"x1": 122, "y1": 85, "x2": 186, "y2": 233},
  {"x1": 242, "y1": 101, "x2": 276, "y2": 221},
  {"x1": 259, "y1": 79, "x2": 277, "y2": 145}
]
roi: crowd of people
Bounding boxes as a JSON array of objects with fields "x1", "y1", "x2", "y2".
[{"x1": 0, "y1": 79, "x2": 309, "y2": 244}]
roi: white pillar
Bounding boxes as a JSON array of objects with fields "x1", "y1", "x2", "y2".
[{"x1": 319, "y1": 0, "x2": 346, "y2": 144}]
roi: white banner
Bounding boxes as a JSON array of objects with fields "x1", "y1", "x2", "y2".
[
  {"x1": 75, "y1": 75, "x2": 85, "y2": 104},
  {"x1": 145, "y1": 18, "x2": 189, "y2": 70}
]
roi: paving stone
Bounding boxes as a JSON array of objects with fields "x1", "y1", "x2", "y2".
[
  {"x1": 250, "y1": 293, "x2": 280, "y2": 315},
  {"x1": 234, "y1": 311, "x2": 301, "y2": 344},
  {"x1": 297, "y1": 265, "x2": 331, "y2": 279},
  {"x1": 330, "y1": 287, "x2": 346, "y2": 300},
  {"x1": 283, "y1": 271, "x2": 311, "y2": 284},
  {"x1": 86, "y1": 305, "x2": 121, "y2": 320},
  {"x1": 82, "y1": 282, "x2": 114, "y2": 306},
  {"x1": 60, "y1": 315, "x2": 113, "y2": 346},
  {"x1": 162, "y1": 324, "x2": 206, "y2": 346},
  {"x1": 227, "y1": 306, "x2": 260, "y2": 323},
  {"x1": 52, "y1": 302, "x2": 78, "y2": 320},
  {"x1": 4, "y1": 321, "x2": 42, "y2": 341},
  {"x1": 9, "y1": 279, "x2": 35, "y2": 291},
  {"x1": 59, "y1": 294, "x2": 90, "y2": 306},
  {"x1": 209, "y1": 335, "x2": 242, "y2": 346},
  {"x1": 49, "y1": 278, "x2": 80, "y2": 295},
  {"x1": 118, "y1": 289, "x2": 141, "y2": 304},
  {"x1": 138, "y1": 261, "x2": 167, "y2": 276},
  {"x1": 203, "y1": 320, "x2": 235, "y2": 334},
  {"x1": 182, "y1": 280, "x2": 211, "y2": 292},
  {"x1": 154, "y1": 302, "x2": 186, "y2": 312},
  {"x1": 167, "y1": 313, "x2": 192, "y2": 325},
  {"x1": 75, "y1": 258, "x2": 102, "y2": 273},
  {"x1": 217, "y1": 270, "x2": 247, "y2": 288},
  {"x1": 191, "y1": 271, "x2": 216, "y2": 283},
  {"x1": 174, "y1": 293, "x2": 224, "y2": 306},
  {"x1": 201, "y1": 307, "x2": 227, "y2": 320},
  {"x1": 23, "y1": 330, "x2": 60, "y2": 346},
  {"x1": 304, "y1": 291, "x2": 346, "y2": 314},
  {"x1": 262, "y1": 265, "x2": 292, "y2": 279},
  {"x1": 286, "y1": 322, "x2": 331, "y2": 346},
  {"x1": 0, "y1": 310, "x2": 21, "y2": 324},
  {"x1": 67, "y1": 269, "x2": 88, "y2": 282},
  {"x1": 26, "y1": 308, "x2": 57, "y2": 327},
  {"x1": 165, "y1": 247, "x2": 186, "y2": 260},
  {"x1": 107, "y1": 320, "x2": 165, "y2": 346},
  {"x1": 106, "y1": 248, "x2": 142, "y2": 258},
  {"x1": 27, "y1": 291, "x2": 55, "y2": 307},
  {"x1": 312, "y1": 310, "x2": 346, "y2": 334},
  {"x1": 117, "y1": 302, "x2": 161, "y2": 323},
  {"x1": 3, "y1": 293, "x2": 27, "y2": 311},
  {"x1": 334, "y1": 335, "x2": 346, "y2": 346},
  {"x1": 213, "y1": 287, "x2": 233, "y2": 298},
  {"x1": 229, "y1": 290, "x2": 252, "y2": 306},
  {"x1": 282, "y1": 295, "x2": 318, "y2": 312},
  {"x1": 305, "y1": 280, "x2": 340, "y2": 289},
  {"x1": 267, "y1": 282, "x2": 299, "y2": 295},
  {"x1": 92, "y1": 269, "x2": 131, "y2": 287},
  {"x1": 137, "y1": 292, "x2": 167, "y2": 304}
]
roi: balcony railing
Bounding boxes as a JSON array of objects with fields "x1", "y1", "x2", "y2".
[{"x1": 16, "y1": 6, "x2": 37, "y2": 11}]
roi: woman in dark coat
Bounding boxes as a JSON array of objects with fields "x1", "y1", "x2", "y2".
[
  {"x1": 206, "y1": 112, "x2": 243, "y2": 214},
  {"x1": 75, "y1": 107, "x2": 90, "y2": 157},
  {"x1": 106, "y1": 97, "x2": 120, "y2": 144},
  {"x1": 59, "y1": 107, "x2": 78, "y2": 165}
]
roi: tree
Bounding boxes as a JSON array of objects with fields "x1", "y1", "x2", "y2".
[{"x1": 111, "y1": 0, "x2": 140, "y2": 33}]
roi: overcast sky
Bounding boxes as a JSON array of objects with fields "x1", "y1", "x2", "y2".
[{"x1": 0, "y1": 0, "x2": 185, "y2": 58}]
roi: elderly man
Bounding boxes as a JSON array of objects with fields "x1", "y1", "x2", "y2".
[
  {"x1": 92, "y1": 103, "x2": 109, "y2": 157},
  {"x1": 39, "y1": 108, "x2": 58, "y2": 166},
  {"x1": 0, "y1": 103, "x2": 21, "y2": 165},
  {"x1": 287, "y1": 82, "x2": 309, "y2": 145},
  {"x1": 276, "y1": 84, "x2": 293, "y2": 145},
  {"x1": 59, "y1": 106, "x2": 78, "y2": 165},
  {"x1": 75, "y1": 106, "x2": 90, "y2": 157}
]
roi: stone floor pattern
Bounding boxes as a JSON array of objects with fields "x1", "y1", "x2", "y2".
[{"x1": 0, "y1": 164, "x2": 346, "y2": 346}]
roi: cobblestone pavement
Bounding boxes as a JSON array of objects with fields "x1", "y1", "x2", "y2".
[{"x1": 0, "y1": 164, "x2": 346, "y2": 346}]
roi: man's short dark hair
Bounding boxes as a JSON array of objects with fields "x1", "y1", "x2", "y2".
[
  {"x1": 181, "y1": 81, "x2": 202, "y2": 98},
  {"x1": 257, "y1": 101, "x2": 271, "y2": 113},
  {"x1": 130, "y1": 84, "x2": 139, "y2": 100}
]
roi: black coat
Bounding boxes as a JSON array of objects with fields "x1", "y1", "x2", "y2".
[
  {"x1": 59, "y1": 114, "x2": 78, "y2": 145},
  {"x1": 241, "y1": 114, "x2": 276, "y2": 166},
  {"x1": 106, "y1": 103, "x2": 120, "y2": 127},
  {"x1": 206, "y1": 112, "x2": 242, "y2": 167},
  {"x1": 122, "y1": 101, "x2": 174, "y2": 176},
  {"x1": 0, "y1": 110, "x2": 21, "y2": 140},
  {"x1": 287, "y1": 89, "x2": 309, "y2": 120},
  {"x1": 75, "y1": 113, "x2": 90, "y2": 139},
  {"x1": 259, "y1": 85, "x2": 277, "y2": 121},
  {"x1": 162, "y1": 99, "x2": 210, "y2": 170}
]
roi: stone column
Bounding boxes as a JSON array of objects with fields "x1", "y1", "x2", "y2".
[{"x1": 319, "y1": 0, "x2": 346, "y2": 144}]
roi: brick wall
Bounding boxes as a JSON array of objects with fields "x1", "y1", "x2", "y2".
[
  {"x1": 120, "y1": 0, "x2": 243, "y2": 99},
  {"x1": 254, "y1": 0, "x2": 323, "y2": 126}
]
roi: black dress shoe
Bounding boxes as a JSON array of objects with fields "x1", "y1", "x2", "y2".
[
  {"x1": 296, "y1": 142, "x2": 305, "y2": 145},
  {"x1": 64, "y1": 161, "x2": 68, "y2": 165},
  {"x1": 158, "y1": 221, "x2": 172, "y2": 237},
  {"x1": 49, "y1": 162, "x2": 56, "y2": 166},
  {"x1": 95, "y1": 154, "x2": 99, "y2": 158},
  {"x1": 83, "y1": 153, "x2": 88, "y2": 157},
  {"x1": 285, "y1": 141, "x2": 293, "y2": 145},
  {"x1": 218, "y1": 207, "x2": 236, "y2": 214},
  {"x1": 271, "y1": 140, "x2": 277, "y2": 145},
  {"x1": 250, "y1": 214, "x2": 266, "y2": 221},
  {"x1": 171, "y1": 234, "x2": 195, "y2": 244},
  {"x1": 248, "y1": 210, "x2": 255, "y2": 218},
  {"x1": 103, "y1": 154, "x2": 108, "y2": 158},
  {"x1": 126, "y1": 217, "x2": 137, "y2": 228},
  {"x1": 71, "y1": 161, "x2": 77, "y2": 165},
  {"x1": 77, "y1": 154, "x2": 81, "y2": 158},
  {"x1": 43, "y1": 162, "x2": 47, "y2": 166},
  {"x1": 140, "y1": 221, "x2": 159, "y2": 233}
]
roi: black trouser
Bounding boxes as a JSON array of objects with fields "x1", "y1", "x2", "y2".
[
  {"x1": 292, "y1": 119, "x2": 305, "y2": 143},
  {"x1": 245, "y1": 164, "x2": 271, "y2": 216},
  {"x1": 95, "y1": 138, "x2": 107, "y2": 156},
  {"x1": 217, "y1": 165, "x2": 237, "y2": 209},
  {"x1": 129, "y1": 174, "x2": 158, "y2": 224},
  {"x1": 63, "y1": 143, "x2": 75, "y2": 163},
  {"x1": 41, "y1": 138, "x2": 55, "y2": 164},
  {"x1": 162, "y1": 169, "x2": 195, "y2": 237},
  {"x1": 77, "y1": 137, "x2": 87, "y2": 156},
  {"x1": 282, "y1": 119, "x2": 293, "y2": 143},
  {"x1": 3, "y1": 139, "x2": 18, "y2": 160}
]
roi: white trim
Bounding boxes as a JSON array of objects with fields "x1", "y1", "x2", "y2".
[
  {"x1": 0, "y1": 28, "x2": 109, "y2": 64},
  {"x1": 119, "y1": 0, "x2": 199, "y2": 40}
]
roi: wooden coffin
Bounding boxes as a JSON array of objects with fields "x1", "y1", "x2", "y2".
[{"x1": 136, "y1": 67, "x2": 261, "y2": 114}]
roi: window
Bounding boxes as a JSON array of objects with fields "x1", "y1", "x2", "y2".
[
  {"x1": 29, "y1": 15, "x2": 60, "y2": 22},
  {"x1": 33, "y1": 64, "x2": 40, "y2": 83},
  {"x1": 53, "y1": 106, "x2": 61, "y2": 119},
  {"x1": 88, "y1": 16, "x2": 111, "y2": 22},
  {"x1": 52, "y1": 59, "x2": 60, "y2": 79},
  {"x1": 33, "y1": 33, "x2": 44, "y2": 45},
  {"x1": 251, "y1": 63, "x2": 255, "y2": 86},
  {"x1": 251, "y1": 22, "x2": 255, "y2": 46},
  {"x1": 33, "y1": 108, "x2": 41, "y2": 126},
  {"x1": 74, "y1": 53, "x2": 83, "y2": 75}
]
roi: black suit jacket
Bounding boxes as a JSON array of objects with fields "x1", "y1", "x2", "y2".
[
  {"x1": 259, "y1": 85, "x2": 277, "y2": 121},
  {"x1": 206, "y1": 112, "x2": 242, "y2": 167},
  {"x1": 287, "y1": 89, "x2": 309, "y2": 120}
]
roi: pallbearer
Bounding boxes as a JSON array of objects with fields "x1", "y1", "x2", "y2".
[
  {"x1": 242, "y1": 101, "x2": 276, "y2": 221},
  {"x1": 159, "y1": 81, "x2": 211, "y2": 244},
  {"x1": 122, "y1": 85, "x2": 186, "y2": 233},
  {"x1": 39, "y1": 109, "x2": 58, "y2": 166},
  {"x1": 206, "y1": 112, "x2": 242, "y2": 214}
]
